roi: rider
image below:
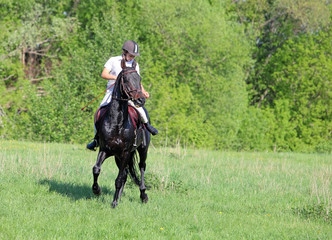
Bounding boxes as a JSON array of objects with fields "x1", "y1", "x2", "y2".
[{"x1": 87, "y1": 40, "x2": 158, "y2": 151}]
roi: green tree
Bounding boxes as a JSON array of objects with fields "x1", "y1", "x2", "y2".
[
  {"x1": 229, "y1": 0, "x2": 331, "y2": 152},
  {"x1": 128, "y1": 0, "x2": 252, "y2": 149},
  {"x1": 0, "y1": 0, "x2": 77, "y2": 139},
  {"x1": 266, "y1": 29, "x2": 332, "y2": 151},
  {"x1": 231, "y1": 0, "x2": 331, "y2": 106},
  {"x1": 2, "y1": 0, "x2": 330, "y2": 153}
]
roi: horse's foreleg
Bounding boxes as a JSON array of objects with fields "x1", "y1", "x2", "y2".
[
  {"x1": 112, "y1": 154, "x2": 129, "y2": 208},
  {"x1": 92, "y1": 150, "x2": 108, "y2": 195},
  {"x1": 112, "y1": 168, "x2": 127, "y2": 208},
  {"x1": 118, "y1": 169, "x2": 128, "y2": 202},
  {"x1": 116, "y1": 157, "x2": 128, "y2": 202}
]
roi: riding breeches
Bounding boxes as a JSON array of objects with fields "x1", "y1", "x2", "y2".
[{"x1": 128, "y1": 100, "x2": 148, "y2": 123}]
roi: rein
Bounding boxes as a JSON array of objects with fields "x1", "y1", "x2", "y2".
[{"x1": 81, "y1": 82, "x2": 115, "y2": 111}]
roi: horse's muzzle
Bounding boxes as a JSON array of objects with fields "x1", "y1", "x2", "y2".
[{"x1": 133, "y1": 97, "x2": 145, "y2": 108}]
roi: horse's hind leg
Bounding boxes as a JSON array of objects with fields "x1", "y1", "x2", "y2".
[
  {"x1": 138, "y1": 147, "x2": 148, "y2": 203},
  {"x1": 92, "y1": 150, "x2": 108, "y2": 195}
]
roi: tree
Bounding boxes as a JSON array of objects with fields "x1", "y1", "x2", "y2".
[
  {"x1": 231, "y1": 0, "x2": 331, "y2": 106},
  {"x1": 126, "y1": 0, "x2": 252, "y2": 149},
  {"x1": 0, "y1": 0, "x2": 77, "y2": 139},
  {"x1": 266, "y1": 29, "x2": 332, "y2": 151}
]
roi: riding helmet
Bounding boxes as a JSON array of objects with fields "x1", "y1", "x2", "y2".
[{"x1": 122, "y1": 40, "x2": 140, "y2": 56}]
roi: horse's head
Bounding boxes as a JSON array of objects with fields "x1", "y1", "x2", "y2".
[{"x1": 118, "y1": 66, "x2": 145, "y2": 107}]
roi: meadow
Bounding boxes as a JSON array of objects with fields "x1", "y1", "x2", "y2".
[{"x1": 0, "y1": 140, "x2": 331, "y2": 239}]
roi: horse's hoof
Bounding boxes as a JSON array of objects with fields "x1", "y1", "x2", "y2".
[
  {"x1": 112, "y1": 201, "x2": 118, "y2": 208},
  {"x1": 92, "y1": 184, "x2": 102, "y2": 196},
  {"x1": 141, "y1": 193, "x2": 149, "y2": 203}
]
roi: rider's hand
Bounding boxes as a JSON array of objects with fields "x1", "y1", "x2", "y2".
[{"x1": 143, "y1": 91, "x2": 150, "y2": 98}]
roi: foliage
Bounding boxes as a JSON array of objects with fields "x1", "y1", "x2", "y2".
[
  {"x1": 230, "y1": 0, "x2": 331, "y2": 152},
  {"x1": 129, "y1": 0, "x2": 252, "y2": 149},
  {"x1": 0, "y1": 0, "x2": 78, "y2": 140},
  {"x1": 0, "y1": 0, "x2": 331, "y2": 152},
  {"x1": 267, "y1": 30, "x2": 332, "y2": 152}
]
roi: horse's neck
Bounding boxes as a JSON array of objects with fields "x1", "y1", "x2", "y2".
[
  {"x1": 108, "y1": 78, "x2": 129, "y2": 126},
  {"x1": 108, "y1": 100, "x2": 128, "y2": 125}
]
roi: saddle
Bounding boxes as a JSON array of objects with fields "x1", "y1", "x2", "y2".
[
  {"x1": 128, "y1": 106, "x2": 140, "y2": 129},
  {"x1": 94, "y1": 106, "x2": 108, "y2": 126},
  {"x1": 94, "y1": 106, "x2": 142, "y2": 130}
]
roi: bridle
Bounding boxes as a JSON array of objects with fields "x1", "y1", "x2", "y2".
[{"x1": 113, "y1": 69, "x2": 144, "y2": 102}]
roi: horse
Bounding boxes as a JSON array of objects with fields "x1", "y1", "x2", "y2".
[{"x1": 91, "y1": 62, "x2": 150, "y2": 208}]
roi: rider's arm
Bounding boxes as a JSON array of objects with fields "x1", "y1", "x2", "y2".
[
  {"x1": 101, "y1": 67, "x2": 117, "y2": 80},
  {"x1": 141, "y1": 83, "x2": 149, "y2": 98}
]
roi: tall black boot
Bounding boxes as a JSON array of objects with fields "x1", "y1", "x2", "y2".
[
  {"x1": 144, "y1": 122, "x2": 158, "y2": 135},
  {"x1": 87, "y1": 136, "x2": 98, "y2": 151}
]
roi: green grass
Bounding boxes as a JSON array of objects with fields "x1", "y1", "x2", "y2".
[{"x1": 0, "y1": 140, "x2": 331, "y2": 239}]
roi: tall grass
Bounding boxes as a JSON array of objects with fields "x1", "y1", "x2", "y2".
[{"x1": 0, "y1": 140, "x2": 331, "y2": 239}]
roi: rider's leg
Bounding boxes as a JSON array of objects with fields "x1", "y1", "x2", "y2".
[
  {"x1": 128, "y1": 101, "x2": 158, "y2": 135},
  {"x1": 87, "y1": 86, "x2": 114, "y2": 151},
  {"x1": 87, "y1": 124, "x2": 99, "y2": 151}
]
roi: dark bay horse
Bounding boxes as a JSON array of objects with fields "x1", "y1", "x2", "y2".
[{"x1": 92, "y1": 64, "x2": 150, "y2": 208}]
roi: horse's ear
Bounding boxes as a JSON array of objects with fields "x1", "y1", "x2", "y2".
[{"x1": 132, "y1": 59, "x2": 137, "y2": 69}]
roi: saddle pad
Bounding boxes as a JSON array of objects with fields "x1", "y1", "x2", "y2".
[
  {"x1": 128, "y1": 106, "x2": 139, "y2": 129},
  {"x1": 94, "y1": 106, "x2": 140, "y2": 130},
  {"x1": 94, "y1": 107, "x2": 108, "y2": 125}
]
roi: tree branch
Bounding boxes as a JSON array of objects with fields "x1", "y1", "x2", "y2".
[
  {"x1": 258, "y1": 88, "x2": 269, "y2": 108},
  {"x1": 2, "y1": 75, "x2": 15, "y2": 81}
]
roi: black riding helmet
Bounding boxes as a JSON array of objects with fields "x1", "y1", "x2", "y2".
[{"x1": 122, "y1": 40, "x2": 140, "y2": 56}]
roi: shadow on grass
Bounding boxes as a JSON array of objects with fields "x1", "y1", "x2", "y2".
[{"x1": 39, "y1": 179, "x2": 114, "y2": 201}]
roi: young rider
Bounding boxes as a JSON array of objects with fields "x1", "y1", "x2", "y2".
[{"x1": 87, "y1": 40, "x2": 158, "y2": 151}]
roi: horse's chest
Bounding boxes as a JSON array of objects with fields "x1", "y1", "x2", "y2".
[
  {"x1": 104, "y1": 129, "x2": 134, "y2": 152},
  {"x1": 100, "y1": 114, "x2": 136, "y2": 153}
]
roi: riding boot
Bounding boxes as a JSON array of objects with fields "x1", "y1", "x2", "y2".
[
  {"x1": 87, "y1": 136, "x2": 99, "y2": 151},
  {"x1": 144, "y1": 122, "x2": 158, "y2": 135}
]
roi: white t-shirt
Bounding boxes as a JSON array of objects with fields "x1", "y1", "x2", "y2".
[
  {"x1": 104, "y1": 55, "x2": 140, "y2": 88},
  {"x1": 99, "y1": 55, "x2": 140, "y2": 107}
]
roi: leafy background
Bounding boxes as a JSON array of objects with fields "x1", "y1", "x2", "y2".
[{"x1": 0, "y1": 0, "x2": 331, "y2": 153}]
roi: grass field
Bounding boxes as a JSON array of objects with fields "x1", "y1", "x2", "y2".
[{"x1": 0, "y1": 140, "x2": 331, "y2": 239}]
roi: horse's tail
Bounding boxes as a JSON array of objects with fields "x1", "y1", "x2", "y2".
[{"x1": 128, "y1": 151, "x2": 140, "y2": 186}]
